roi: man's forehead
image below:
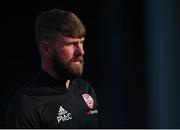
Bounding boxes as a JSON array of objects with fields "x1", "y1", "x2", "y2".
[{"x1": 60, "y1": 35, "x2": 85, "y2": 42}]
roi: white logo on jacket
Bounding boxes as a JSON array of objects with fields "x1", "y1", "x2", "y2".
[
  {"x1": 57, "y1": 106, "x2": 72, "y2": 123},
  {"x1": 82, "y1": 93, "x2": 94, "y2": 109}
]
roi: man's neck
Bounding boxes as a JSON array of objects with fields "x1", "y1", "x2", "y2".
[
  {"x1": 41, "y1": 64, "x2": 71, "y2": 90},
  {"x1": 66, "y1": 80, "x2": 70, "y2": 89}
]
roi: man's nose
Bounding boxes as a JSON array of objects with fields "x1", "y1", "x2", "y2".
[{"x1": 75, "y1": 44, "x2": 84, "y2": 56}]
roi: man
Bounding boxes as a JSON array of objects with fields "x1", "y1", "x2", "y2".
[{"x1": 6, "y1": 9, "x2": 99, "y2": 128}]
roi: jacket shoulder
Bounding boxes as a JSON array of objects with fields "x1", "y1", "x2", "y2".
[{"x1": 6, "y1": 89, "x2": 41, "y2": 128}]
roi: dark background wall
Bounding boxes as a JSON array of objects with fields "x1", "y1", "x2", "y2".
[{"x1": 1, "y1": 0, "x2": 180, "y2": 128}]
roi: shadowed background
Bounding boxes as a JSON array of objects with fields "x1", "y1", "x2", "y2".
[{"x1": 1, "y1": 0, "x2": 180, "y2": 128}]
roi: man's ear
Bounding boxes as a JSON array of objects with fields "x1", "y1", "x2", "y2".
[{"x1": 40, "y1": 41, "x2": 52, "y2": 57}]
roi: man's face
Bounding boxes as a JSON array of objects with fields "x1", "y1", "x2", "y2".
[{"x1": 52, "y1": 35, "x2": 85, "y2": 79}]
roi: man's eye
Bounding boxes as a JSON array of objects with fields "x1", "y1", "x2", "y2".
[{"x1": 65, "y1": 43, "x2": 74, "y2": 46}]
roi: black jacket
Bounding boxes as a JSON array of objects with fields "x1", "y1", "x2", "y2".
[{"x1": 7, "y1": 69, "x2": 99, "y2": 128}]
